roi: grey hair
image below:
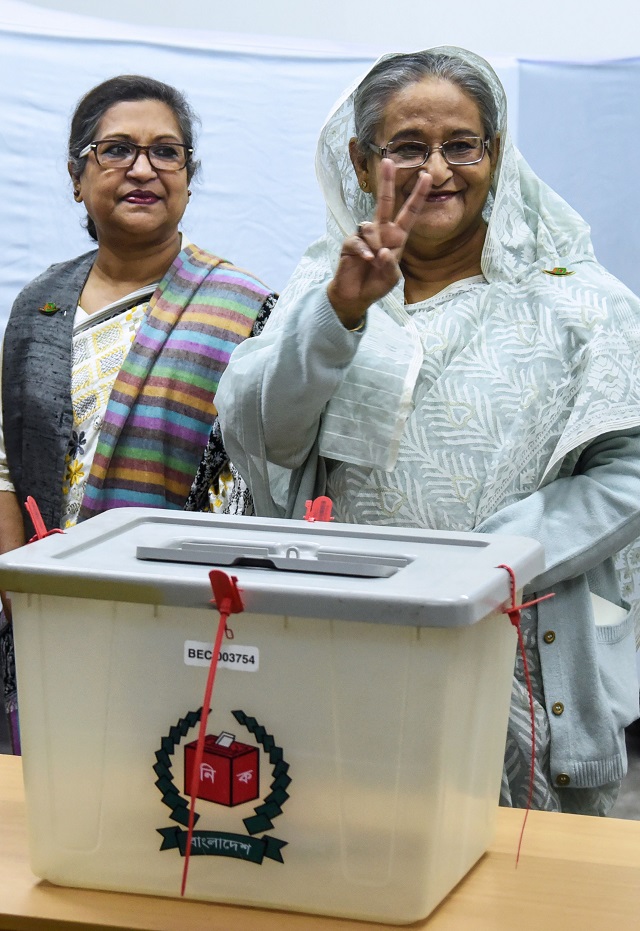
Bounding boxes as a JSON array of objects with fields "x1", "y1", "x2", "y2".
[
  {"x1": 68, "y1": 74, "x2": 200, "y2": 241},
  {"x1": 353, "y1": 52, "x2": 500, "y2": 152}
]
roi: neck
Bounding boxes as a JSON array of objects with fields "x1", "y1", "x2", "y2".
[
  {"x1": 93, "y1": 230, "x2": 183, "y2": 291},
  {"x1": 401, "y1": 222, "x2": 486, "y2": 303}
]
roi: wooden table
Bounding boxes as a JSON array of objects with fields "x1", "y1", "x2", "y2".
[{"x1": 1, "y1": 755, "x2": 639, "y2": 930}]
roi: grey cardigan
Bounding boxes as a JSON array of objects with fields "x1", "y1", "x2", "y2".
[
  {"x1": 2, "y1": 251, "x2": 96, "y2": 537},
  {"x1": 216, "y1": 286, "x2": 640, "y2": 789}
]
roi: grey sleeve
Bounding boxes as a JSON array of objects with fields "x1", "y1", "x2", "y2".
[
  {"x1": 216, "y1": 285, "x2": 363, "y2": 472},
  {"x1": 0, "y1": 339, "x2": 14, "y2": 492},
  {"x1": 476, "y1": 430, "x2": 640, "y2": 592}
]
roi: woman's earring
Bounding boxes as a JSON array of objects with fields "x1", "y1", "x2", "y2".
[
  {"x1": 73, "y1": 188, "x2": 82, "y2": 202},
  {"x1": 361, "y1": 181, "x2": 368, "y2": 192},
  {"x1": 187, "y1": 190, "x2": 192, "y2": 197}
]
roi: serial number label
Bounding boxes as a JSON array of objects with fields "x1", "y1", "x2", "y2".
[{"x1": 184, "y1": 640, "x2": 259, "y2": 671}]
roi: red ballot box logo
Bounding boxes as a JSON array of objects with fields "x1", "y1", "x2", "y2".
[{"x1": 184, "y1": 731, "x2": 259, "y2": 807}]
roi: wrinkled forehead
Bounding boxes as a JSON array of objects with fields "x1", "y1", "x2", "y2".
[{"x1": 373, "y1": 77, "x2": 488, "y2": 141}]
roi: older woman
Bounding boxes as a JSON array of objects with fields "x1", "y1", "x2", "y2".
[
  {"x1": 217, "y1": 48, "x2": 640, "y2": 815},
  {"x1": 0, "y1": 74, "x2": 275, "y2": 751}
]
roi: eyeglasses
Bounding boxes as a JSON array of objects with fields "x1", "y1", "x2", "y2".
[
  {"x1": 79, "y1": 139, "x2": 192, "y2": 171},
  {"x1": 368, "y1": 136, "x2": 489, "y2": 168}
]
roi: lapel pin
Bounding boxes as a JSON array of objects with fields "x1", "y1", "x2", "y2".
[
  {"x1": 542, "y1": 267, "x2": 575, "y2": 277},
  {"x1": 39, "y1": 301, "x2": 61, "y2": 315}
]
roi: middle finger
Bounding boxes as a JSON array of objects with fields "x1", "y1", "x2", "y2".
[{"x1": 394, "y1": 171, "x2": 432, "y2": 234}]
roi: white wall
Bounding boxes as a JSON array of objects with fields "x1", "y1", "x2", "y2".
[{"x1": 22, "y1": 0, "x2": 640, "y2": 60}]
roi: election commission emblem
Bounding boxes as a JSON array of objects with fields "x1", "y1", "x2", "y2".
[{"x1": 155, "y1": 708, "x2": 289, "y2": 864}]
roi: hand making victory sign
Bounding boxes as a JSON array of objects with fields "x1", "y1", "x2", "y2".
[{"x1": 326, "y1": 158, "x2": 432, "y2": 329}]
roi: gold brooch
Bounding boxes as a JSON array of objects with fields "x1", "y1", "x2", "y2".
[{"x1": 542, "y1": 267, "x2": 575, "y2": 277}]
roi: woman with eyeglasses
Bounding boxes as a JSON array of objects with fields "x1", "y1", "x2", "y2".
[
  {"x1": 217, "y1": 48, "x2": 640, "y2": 816},
  {"x1": 0, "y1": 74, "x2": 275, "y2": 752}
]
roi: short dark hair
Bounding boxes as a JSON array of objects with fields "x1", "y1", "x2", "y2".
[
  {"x1": 68, "y1": 74, "x2": 200, "y2": 241},
  {"x1": 353, "y1": 52, "x2": 500, "y2": 153}
]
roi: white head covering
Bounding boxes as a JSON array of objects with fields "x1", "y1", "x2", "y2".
[{"x1": 314, "y1": 46, "x2": 594, "y2": 283}]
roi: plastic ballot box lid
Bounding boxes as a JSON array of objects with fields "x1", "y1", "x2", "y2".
[{"x1": 0, "y1": 508, "x2": 544, "y2": 626}]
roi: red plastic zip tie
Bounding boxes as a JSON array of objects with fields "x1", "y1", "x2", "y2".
[
  {"x1": 497, "y1": 564, "x2": 555, "y2": 866},
  {"x1": 24, "y1": 496, "x2": 64, "y2": 544},
  {"x1": 180, "y1": 571, "x2": 244, "y2": 897},
  {"x1": 303, "y1": 496, "x2": 333, "y2": 522}
]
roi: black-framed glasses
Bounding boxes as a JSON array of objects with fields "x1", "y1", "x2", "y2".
[
  {"x1": 79, "y1": 139, "x2": 193, "y2": 171},
  {"x1": 369, "y1": 136, "x2": 489, "y2": 168}
]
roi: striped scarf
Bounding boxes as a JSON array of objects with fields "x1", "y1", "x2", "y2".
[{"x1": 79, "y1": 243, "x2": 271, "y2": 518}]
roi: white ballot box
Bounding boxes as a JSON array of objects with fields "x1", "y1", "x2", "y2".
[{"x1": 0, "y1": 510, "x2": 543, "y2": 924}]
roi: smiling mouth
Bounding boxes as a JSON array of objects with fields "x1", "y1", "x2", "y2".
[
  {"x1": 426, "y1": 191, "x2": 459, "y2": 202},
  {"x1": 123, "y1": 191, "x2": 160, "y2": 204}
]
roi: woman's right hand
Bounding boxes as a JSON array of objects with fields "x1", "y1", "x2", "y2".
[{"x1": 327, "y1": 158, "x2": 432, "y2": 328}]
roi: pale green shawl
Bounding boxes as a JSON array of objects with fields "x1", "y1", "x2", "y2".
[{"x1": 264, "y1": 47, "x2": 640, "y2": 619}]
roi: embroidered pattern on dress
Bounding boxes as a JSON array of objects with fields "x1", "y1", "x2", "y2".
[{"x1": 62, "y1": 302, "x2": 147, "y2": 528}]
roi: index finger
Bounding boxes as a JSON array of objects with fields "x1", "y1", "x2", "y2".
[{"x1": 373, "y1": 158, "x2": 397, "y2": 226}]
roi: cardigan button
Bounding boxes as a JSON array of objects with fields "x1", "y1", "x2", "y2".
[
  {"x1": 556, "y1": 773, "x2": 571, "y2": 787},
  {"x1": 543, "y1": 630, "x2": 556, "y2": 644},
  {"x1": 552, "y1": 701, "x2": 564, "y2": 716}
]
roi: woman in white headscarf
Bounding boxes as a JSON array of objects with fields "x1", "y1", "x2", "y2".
[{"x1": 216, "y1": 47, "x2": 640, "y2": 814}]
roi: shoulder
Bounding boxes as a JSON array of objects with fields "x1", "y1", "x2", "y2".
[
  {"x1": 493, "y1": 257, "x2": 639, "y2": 322},
  {"x1": 10, "y1": 249, "x2": 97, "y2": 311},
  {"x1": 547, "y1": 260, "x2": 640, "y2": 332},
  {"x1": 184, "y1": 243, "x2": 274, "y2": 301}
]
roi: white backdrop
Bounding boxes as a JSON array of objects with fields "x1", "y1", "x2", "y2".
[
  {"x1": 22, "y1": 0, "x2": 640, "y2": 61},
  {"x1": 0, "y1": 0, "x2": 637, "y2": 328}
]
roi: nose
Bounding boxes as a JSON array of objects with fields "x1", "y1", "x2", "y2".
[
  {"x1": 126, "y1": 149, "x2": 157, "y2": 180},
  {"x1": 423, "y1": 148, "x2": 452, "y2": 185}
]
